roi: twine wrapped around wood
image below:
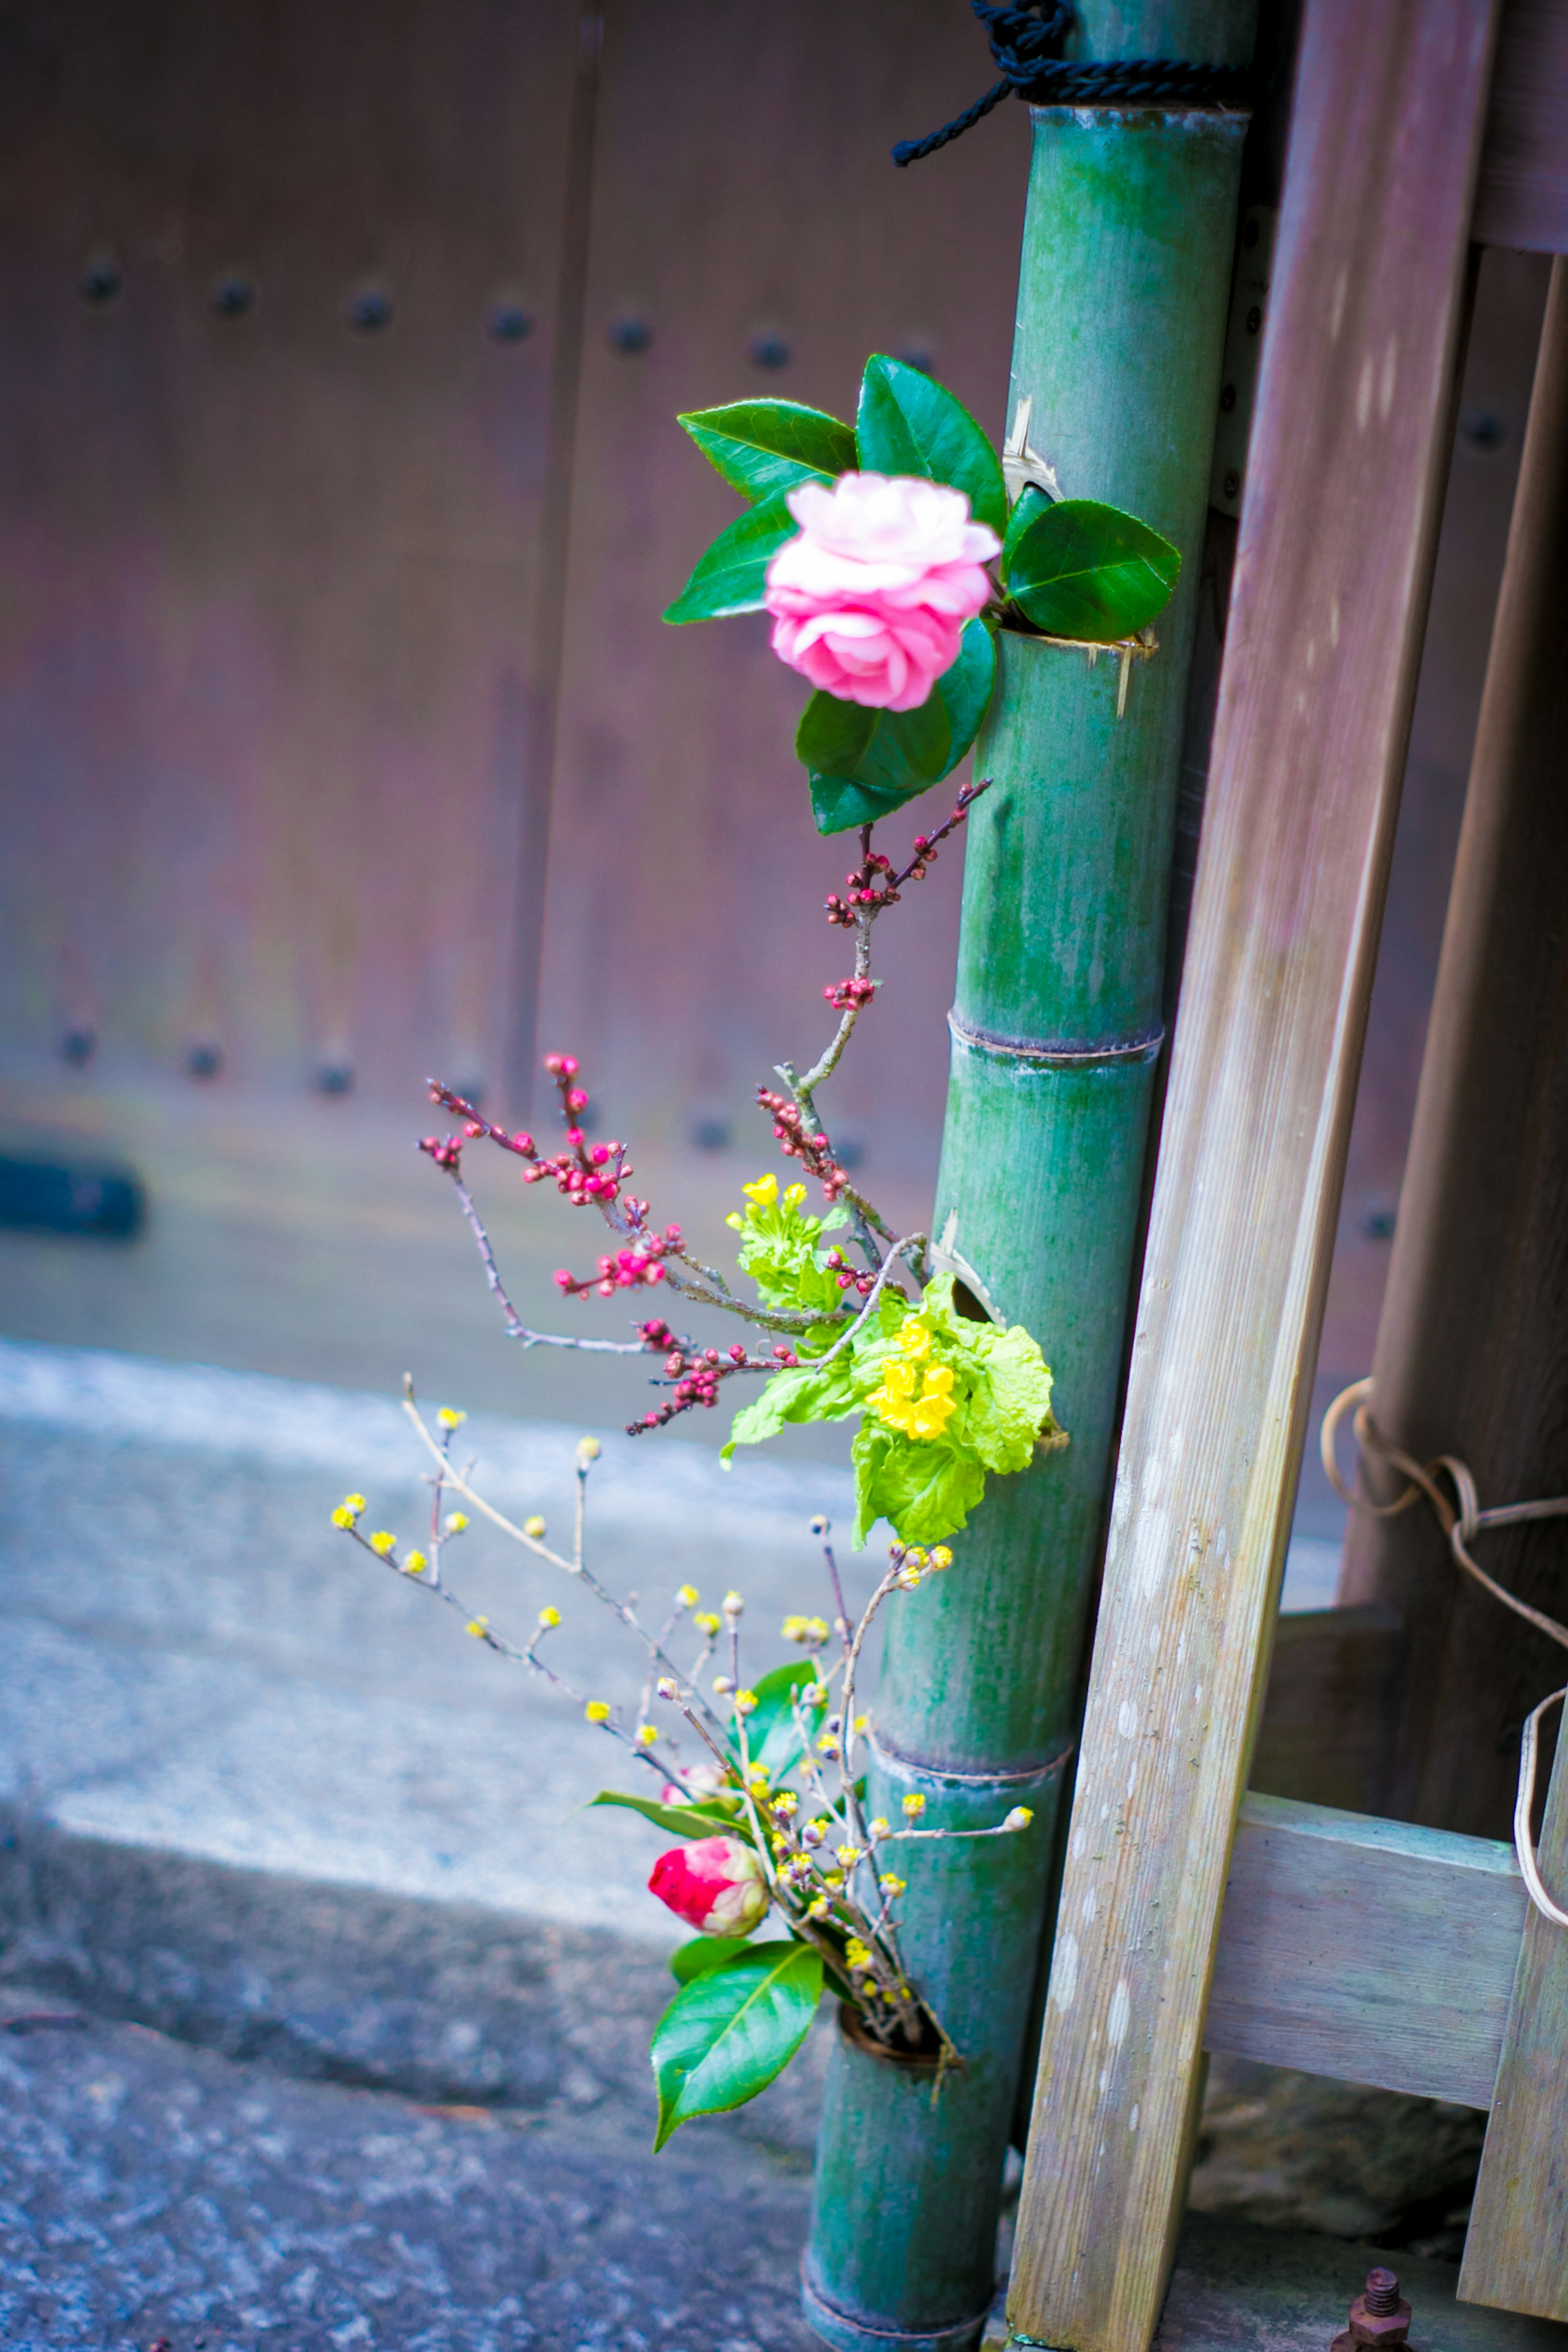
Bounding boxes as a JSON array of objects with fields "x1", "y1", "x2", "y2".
[{"x1": 1322, "y1": 1377, "x2": 1568, "y2": 1931}]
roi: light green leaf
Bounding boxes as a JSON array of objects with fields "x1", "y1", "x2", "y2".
[
  {"x1": 936, "y1": 615, "x2": 996, "y2": 769},
  {"x1": 670, "y1": 1934, "x2": 755, "y2": 1985},
  {"x1": 588, "y1": 1790, "x2": 742, "y2": 1840},
  {"x1": 808, "y1": 770, "x2": 930, "y2": 836},
  {"x1": 1005, "y1": 498, "x2": 1180, "y2": 642},
  {"x1": 722, "y1": 1360, "x2": 858, "y2": 1460},
  {"x1": 856, "y1": 355, "x2": 1008, "y2": 537},
  {"x1": 678, "y1": 401, "x2": 855, "y2": 503},
  {"x1": 651, "y1": 1942, "x2": 822, "y2": 2147},
  {"x1": 851, "y1": 1418, "x2": 987, "y2": 1549},
  {"x1": 664, "y1": 487, "x2": 797, "y2": 623},
  {"x1": 955, "y1": 1321, "x2": 1057, "y2": 1474}
]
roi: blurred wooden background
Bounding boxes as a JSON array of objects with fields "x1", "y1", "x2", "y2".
[{"x1": 0, "y1": 0, "x2": 1550, "y2": 1463}]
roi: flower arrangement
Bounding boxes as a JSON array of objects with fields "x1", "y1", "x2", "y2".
[{"x1": 336, "y1": 353, "x2": 1178, "y2": 2136}]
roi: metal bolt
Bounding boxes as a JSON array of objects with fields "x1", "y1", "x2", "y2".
[
  {"x1": 1219, "y1": 381, "x2": 1237, "y2": 413},
  {"x1": 211, "y1": 274, "x2": 255, "y2": 319},
  {"x1": 349, "y1": 288, "x2": 393, "y2": 334},
  {"x1": 1460, "y1": 405, "x2": 1506, "y2": 452},
  {"x1": 1245, "y1": 303, "x2": 1263, "y2": 335},
  {"x1": 315, "y1": 1061, "x2": 354, "y2": 1097},
  {"x1": 608, "y1": 316, "x2": 652, "y2": 355},
  {"x1": 1331, "y1": 2267, "x2": 1412, "y2": 2352},
  {"x1": 749, "y1": 330, "x2": 791, "y2": 370},
  {"x1": 1223, "y1": 468, "x2": 1241, "y2": 502},
  {"x1": 78, "y1": 255, "x2": 122, "y2": 306},
  {"x1": 186, "y1": 1041, "x2": 222, "y2": 1082},
  {"x1": 60, "y1": 1025, "x2": 97, "y2": 1068}
]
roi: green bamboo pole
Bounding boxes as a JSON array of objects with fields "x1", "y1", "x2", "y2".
[{"x1": 802, "y1": 27, "x2": 1254, "y2": 2350}]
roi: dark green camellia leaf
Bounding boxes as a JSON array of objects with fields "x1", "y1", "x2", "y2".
[
  {"x1": 677, "y1": 400, "x2": 856, "y2": 503},
  {"x1": 734, "y1": 1658, "x2": 828, "y2": 1779},
  {"x1": 670, "y1": 1935, "x2": 756, "y2": 1985},
  {"x1": 855, "y1": 354, "x2": 1008, "y2": 538},
  {"x1": 664, "y1": 487, "x2": 797, "y2": 623},
  {"x1": 588, "y1": 1790, "x2": 743, "y2": 1840},
  {"x1": 1005, "y1": 498, "x2": 1181, "y2": 643},
  {"x1": 1001, "y1": 482, "x2": 1055, "y2": 583},
  {"x1": 802, "y1": 617, "x2": 996, "y2": 835},
  {"x1": 651, "y1": 1942, "x2": 822, "y2": 2148}
]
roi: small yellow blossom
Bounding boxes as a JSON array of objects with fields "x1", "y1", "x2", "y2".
[
  {"x1": 822, "y1": 1869, "x2": 845, "y2": 1890},
  {"x1": 835, "y1": 1844, "x2": 861, "y2": 1868},
  {"x1": 930, "y1": 1545, "x2": 954, "y2": 1571},
  {"x1": 584, "y1": 1699, "x2": 610, "y2": 1723},
  {"x1": 898, "y1": 1563, "x2": 924, "y2": 1591},
  {"x1": 693, "y1": 1611, "x2": 721, "y2": 1637},
  {"x1": 817, "y1": 1733, "x2": 842, "y2": 1758},
  {"x1": 867, "y1": 1353, "x2": 956, "y2": 1443},
  {"x1": 437, "y1": 1407, "x2": 467, "y2": 1429},
  {"x1": 1004, "y1": 1805, "x2": 1035, "y2": 1831},
  {"x1": 869, "y1": 1817, "x2": 891, "y2": 1839},
  {"x1": 896, "y1": 1320, "x2": 933, "y2": 1360},
  {"x1": 904, "y1": 1548, "x2": 929, "y2": 1570},
  {"x1": 725, "y1": 1212, "x2": 744, "y2": 1231},
  {"x1": 742, "y1": 1173, "x2": 778, "y2": 1206},
  {"x1": 807, "y1": 1895, "x2": 831, "y2": 1919},
  {"x1": 844, "y1": 1938, "x2": 872, "y2": 1968},
  {"x1": 783, "y1": 1614, "x2": 831, "y2": 1647},
  {"x1": 675, "y1": 1584, "x2": 699, "y2": 1608},
  {"x1": 537, "y1": 1606, "x2": 561, "y2": 1629},
  {"x1": 853, "y1": 1715, "x2": 868, "y2": 1734},
  {"x1": 722, "y1": 1590, "x2": 744, "y2": 1618},
  {"x1": 523, "y1": 1515, "x2": 547, "y2": 1539},
  {"x1": 466, "y1": 1616, "x2": 489, "y2": 1638},
  {"x1": 343, "y1": 1494, "x2": 368, "y2": 1516},
  {"x1": 879, "y1": 1873, "x2": 906, "y2": 1896},
  {"x1": 902, "y1": 1792, "x2": 926, "y2": 1818},
  {"x1": 330, "y1": 1505, "x2": 356, "y2": 1530},
  {"x1": 404, "y1": 1549, "x2": 428, "y2": 1575},
  {"x1": 369, "y1": 1531, "x2": 397, "y2": 1556},
  {"x1": 576, "y1": 1436, "x2": 601, "y2": 1465},
  {"x1": 733, "y1": 1688, "x2": 758, "y2": 1716},
  {"x1": 444, "y1": 1511, "x2": 469, "y2": 1534},
  {"x1": 771, "y1": 1791, "x2": 798, "y2": 1817},
  {"x1": 712, "y1": 1675, "x2": 734, "y2": 1696},
  {"x1": 782, "y1": 1182, "x2": 807, "y2": 1209},
  {"x1": 804, "y1": 1683, "x2": 829, "y2": 1708},
  {"x1": 636, "y1": 1724, "x2": 659, "y2": 1747}
]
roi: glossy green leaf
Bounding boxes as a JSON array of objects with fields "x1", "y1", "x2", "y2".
[
  {"x1": 737, "y1": 1659, "x2": 828, "y2": 1779},
  {"x1": 1005, "y1": 497, "x2": 1181, "y2": 643},
  {"x1": 855, "y1": 354, "x2": 1007, "y2": 537},
  {"x1": 589, "y1": 1790, "x2": 742, "y2": 1841},
  {"x1": 670, "y1": 1934, "x2": 755, "y2": 1985},
  {"x1": 651, "y1": 1942, "x2": 822, "y2": 2147},
  {"x1": 677, "y1": 401, "x2": 855, "y2": 503},
  {"x1": 802, "y1": 618, "x2": 995, "y2": 835},
  {"x1": 1001, "y1": 483, "x2": 1055, "y2": 584},
  {"x1": 664, "y1": 487, "x2": 797, "y2": 623}
]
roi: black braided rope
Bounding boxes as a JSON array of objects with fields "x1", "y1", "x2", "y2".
[{"x1": 893, "y1": 0, "x2": 1250, "y2": 166}]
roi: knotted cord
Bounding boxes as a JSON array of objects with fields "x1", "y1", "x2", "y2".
[
  {"x1": 1322, "y1": 1377, "x2": 1568, "y2": 1929},
  {"x1": 893, "y1": 1, "x2": 1251, "y2": 167}
]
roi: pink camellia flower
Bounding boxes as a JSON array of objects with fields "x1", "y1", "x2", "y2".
[
  {"x1": 649, "y1": 1835, "x2": 770, "y2": 1935},
  {"x1": 764, "y1": 472, "x2": 1000, "y2": 713}
]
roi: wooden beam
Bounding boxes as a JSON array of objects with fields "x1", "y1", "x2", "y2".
[
  {"x1": 1463, "y1": 1742, "x2": 1568, "y2": 2316},
  {"x1": 1005, "y1": 2, "x2": 1501, "y2": 2345},
  {"x1": 1475, "y1": 0, "x2": 1568, "y2": 256},
  {"x1": 1207, "y1": 1792, "x2": 1523, "y2": 2109}
]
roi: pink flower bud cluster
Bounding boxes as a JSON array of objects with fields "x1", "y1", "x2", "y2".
[
  {"x1": 421, "y1": 1063, "x2": 633, "y2": 1212},
  {"x1": 823, "y1": 975, "x2": 877, "y2": 1013},
  {"x1": 756, "y1": 1086, "x2": 851, "y2": 1204},
  {"x1": 825, "y1": 1246, "x2": 875, "y2": 1299},
  {"x1": 823, "y1": 787, "x2": 984, "y2": 931},
  {"x1": 630, "y1": 1338, "x2": 799, "y2": 1436},
  {"x1": 555, "y1": 1229, "x2": 680, "y2": 1298}
]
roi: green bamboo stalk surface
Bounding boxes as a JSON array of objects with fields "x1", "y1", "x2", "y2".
[{"x1": 803, "y1": 24, "x2": 1255, "y2": 2349}]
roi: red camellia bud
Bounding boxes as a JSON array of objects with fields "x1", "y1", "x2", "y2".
[{"x1": 648, "y1": 1835, "x2": 769, "y2": 1935}]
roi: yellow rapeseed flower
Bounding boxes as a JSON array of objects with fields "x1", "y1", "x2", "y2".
[
  {"x1": 868, "y1": 1354, "x2": 957, "y2": 1443},
  {"x1": 742, "y1": 1173, "x2": 778, "y2": 1206},
  {"x1": 896, "y1": 1320, "x2": 932, "y2": 1360},
  {"x1": 782, "y1": 1182, "x2": 807, "y2": 1209}
]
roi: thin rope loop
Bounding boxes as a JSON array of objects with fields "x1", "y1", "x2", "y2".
[
  {"x1": 1323, "y1": 1376, "x2": 1568, "y2": 1927},
  {"x1": 892, "y1": 0, "x2": 1250, "y2": 166}
]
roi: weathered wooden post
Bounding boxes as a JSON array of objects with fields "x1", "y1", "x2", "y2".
[{"x1": 800, "y1": 13, "x2": 1255, "y2": 2345}]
